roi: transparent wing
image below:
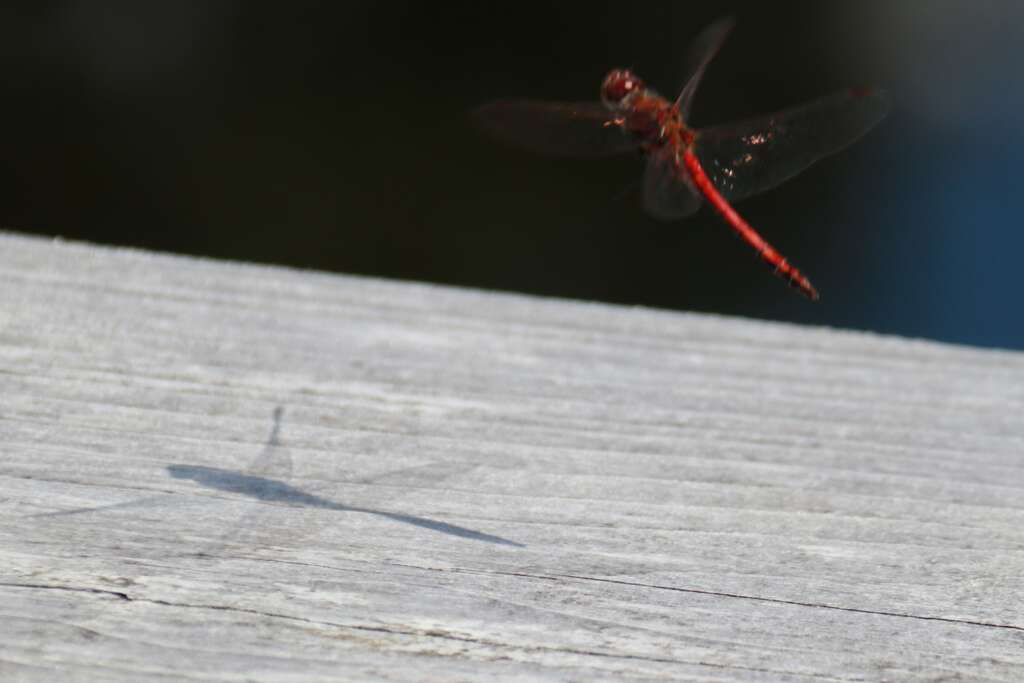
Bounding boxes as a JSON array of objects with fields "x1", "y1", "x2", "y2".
[
  {"x1": 473, "y1": 99, "x2": 638, "y2": 158},
  {"x1": 693, "y1": 89, "x2": 889, "y2": 201},
  {"x1": 642, "y1": 145, "x2": 702, "y2": 220},
  {"x1": 674, "y1": 16, "x2": 735, "y2": 120}
]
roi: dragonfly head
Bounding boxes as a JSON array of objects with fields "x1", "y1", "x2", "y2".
[{"x1": 601, "y1": 69, "x2": 644, "y2": 111}]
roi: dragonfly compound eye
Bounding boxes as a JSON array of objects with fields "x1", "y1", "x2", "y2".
[{"x1": 601, "y1": 69, "x2": 644, "y2": 109}]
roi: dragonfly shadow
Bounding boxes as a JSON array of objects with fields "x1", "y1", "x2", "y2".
[{"x1": 166, "y1": 464, "x2": 524, "y2": 548}]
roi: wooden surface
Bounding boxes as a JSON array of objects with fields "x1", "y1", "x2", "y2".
[{"x1": 2, "y1": 231, "x2": 1023, "y2": 682}]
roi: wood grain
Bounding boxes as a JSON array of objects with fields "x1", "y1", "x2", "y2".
[{"x1": 1, "y1": 231, "x2": 1022, "y2": 681}]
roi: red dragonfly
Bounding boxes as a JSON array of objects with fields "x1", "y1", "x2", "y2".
[{"x1": 474, "y1": 18, "x2": 888, "y2": 300}]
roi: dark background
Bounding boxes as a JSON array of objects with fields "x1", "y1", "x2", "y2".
[{"x1": 1, "y1": 1, "x2": 1021, "y2": 350}]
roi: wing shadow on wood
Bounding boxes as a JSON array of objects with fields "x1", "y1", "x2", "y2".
[{"x1": 166, "y1": 464, "x2": 524, "y2": 548}]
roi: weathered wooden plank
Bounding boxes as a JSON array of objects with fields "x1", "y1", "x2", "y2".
[{"x1": 1, "y1": 231, "x2": 1022, "y2": 681}]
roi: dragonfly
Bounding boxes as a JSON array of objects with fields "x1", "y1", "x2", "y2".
[{"x1": 474, "y1": 17, "x2": 888, "y2": 300}]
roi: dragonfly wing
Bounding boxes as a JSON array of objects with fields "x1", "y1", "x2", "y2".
[
  {"x1": 693, "y1": 89, "x2": 889, "y2": 202},
  {"x1": 674, "y1": 16, "x2": 735, "y2": 120},
  {"x1": 473, "y1": 99, "x2": 638, "y2": 158},
  {"x1": 641, "y1": 146, "x2": 702, "y2": 220}
]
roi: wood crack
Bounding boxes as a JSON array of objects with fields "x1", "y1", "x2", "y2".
[
  {"x1": 0, "y1": 580, "x2": 854, "y2": 680},
  {"x1": 550, "y1": 573, "x2": 1024, "y2": 633}
]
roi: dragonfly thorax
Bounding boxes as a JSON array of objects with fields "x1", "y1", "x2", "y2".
[{"x1": 600, "y1": 69, "x2": 644, "y2": 110}]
